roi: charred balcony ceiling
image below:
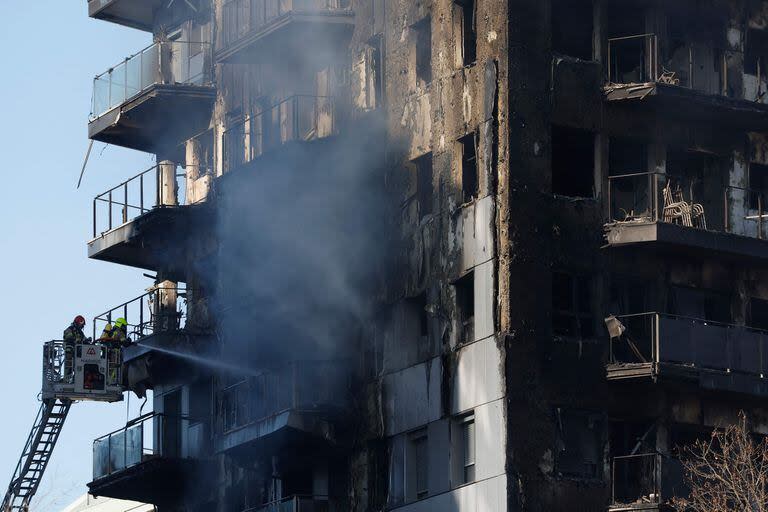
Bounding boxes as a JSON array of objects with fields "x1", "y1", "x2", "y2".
[
  {"x1": 88, "y1": 202, "x2": 213, "y2": 281},
  {"x1": 87, "y1": 0, "x2": 206, "y2": 32},
  {"x1": 216, "y1": 0, "x2": 354, "y2": 64},
  {"x1": 87, "y1": 0, "x2": 160, "y2": 31}
]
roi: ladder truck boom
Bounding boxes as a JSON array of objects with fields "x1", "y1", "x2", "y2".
[{"x1": 2, "y1": 341, "x2": 124, "y2": 512}]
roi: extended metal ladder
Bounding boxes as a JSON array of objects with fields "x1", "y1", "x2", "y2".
[{"x1": 2, "y1": 398, "x2": 71, "y2": 512}]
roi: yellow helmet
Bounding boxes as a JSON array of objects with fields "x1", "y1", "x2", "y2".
[{"x1": 114, "y1": 318, "x2": 128, "y2": 328}]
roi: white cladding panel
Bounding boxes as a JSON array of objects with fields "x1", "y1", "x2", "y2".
[
  {"x1": 384, "y1": 358, "x2": 442, "y2": 436},
  {"x1": 392, "y1": 474, "x2": 507, "y2": 512},
  {"x1": 452, "y1": 337, "x2": 503, "y2": 414}
]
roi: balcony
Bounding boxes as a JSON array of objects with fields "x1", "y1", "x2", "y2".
[
  {"x1": 89, "y1": 41, "x2": 215, "y2": 153},
  {"x1": 88, "y1": 163, "x2": 211, "y2": 277},
  {"x1": 94, "y1": 286, "x2": 213, "y2": 392},
  {"x1": 87, "y1": 0, "x2": 162, "y2": 31},
  {"x1": 88, "y1": 412, "x2": 210, "y2": 506},
  {"x1": 218, "y1": 0, "x2": 354, "y2": 64},
  {"x1": 223, "y1": 95, "x2": 337, "y2": 173},
  {"x1": 604, "y1": 34, "x2": 768, "y2": 130},
  {"x1": 606, "y1": 313, "x2": 768, "y2": 396},
  {"x1": 605, "y1": 172, "x2": 768, "y2": 260},
  {"x1": 215, "y1": 361, "x2": 349, "y2": 457},
  {"x1": 609, "y1": 454, "x2": 686, "y2": 511},
  {"x1": 244, "y1": 496, "x2": 338, "y2": 512}
]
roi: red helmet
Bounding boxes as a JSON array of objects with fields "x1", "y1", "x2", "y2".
[{"x1": 74, "y1": 315, "x2": 86, "y2": 327}]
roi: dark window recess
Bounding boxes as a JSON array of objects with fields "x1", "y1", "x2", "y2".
[
  {"x1": 368, "y1": 440, "x2": 390, "y2": 510},
  {"x1": 414, "y1": 17, "x2": 432, "y2": 84},
  {"x1": 414, "y1": 153, "x2": 433, "y2": 220},
  {"x1": 669, "y1": 286, "x2": 731, "y2": 324},
  {"x1": 551, "y1": 0, "x2": 593, "y2": 60},
  {"x1": 189, "y1": 378, "x2": 212, "y2": 421},
  {"x1": 460, "y1": 133, "x2": 479, "y2": 202},
  {"x1": 553, "y1": 272, "x2": 595, "y2": 339},
  {"x1": 749, "y1": 297, "x2": 768, "y2": 331},
  {"x1": 555, "y1": 409, "x2": 604, "y2": 479},
  {"x1": 370, "y1": 35, "x2": 384, "y2": 109},
  {"x1": 606, "y1": 3, "x2": 648, "y2": 83},
  {"x1": 163, "y1": 390, "x2": 182, "y2": 458},
  {"x1": 455, "y1": 0, "x2": 477, "y2": 66},
  {"x1": 410, "y1": 292, "x2": 429, "y2": 337},
  {"x1": 609, "y1": 277, "x2": 649, "y2": 314},
  {"x1": 745, "y1": 29, "x2": 768, "y2": 76},
  {"x1": 552, "y1": 125, "x2": 595, "y2": 197},
  {"x1": 407, "y1": 429, "x2": 429, "y2": 500},
  {"x1": 609, "y1": 137, "x2": 647, "y2": 176},
  {"x1": 749, "y1": 163, "x2": 768, "y2": 209},
  {"x1": 455, "y1": 272, "x2": 475, "y2": 343}
]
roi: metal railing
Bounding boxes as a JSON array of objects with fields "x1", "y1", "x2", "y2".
[
  {"x1": 607, "y1": 33, "x2": 736, "y2": 96},
  {"x1": 607, "y1": 34, "x2": 659, "y2": 84},
  {"x1": 243, "y1": 496, "x2": 335, "y2": 512},
  {"x1": 611, "y1": 453, "x2": 660, "y2": 506},
  {"x1": 223, "y1": 95, "x2": 337, "y2": 172},
  {"x1": 41, "y1": 340, "x2": 122, "y2": 388},
  {"x1": 92, "y1": 286, "x2": 188, "y2": 342},
  {"x1": 609, "y1": 312, "x2": 768, "y2": 378},
  {"x1": 92, "y1": 163, "x2": 211, "y2": 238},
  {"x1": 222, "y1": 0, "x2": 351, "y2": 47},
  {"x1": 607, "y1": 171, "x2": 768, "y2": 240},
  {"x1": 91, "y1": 40, "x2": 212, "y2": 120},
  {"x1": 219, "y1": 361, "x2": 348, "y2": 434},
  {"x1": 92, "y1": 412, "x2": 198, "y2": 479}
]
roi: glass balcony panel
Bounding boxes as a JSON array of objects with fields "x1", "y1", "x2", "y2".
[
  {"x1": 93, "y1": 437, "x2": 110, "y2": 478},
  {"x1": 108, "y1": 62, "x2": 128, "y2": 114},
  {"x1": 108, "y1": 430, "x2": 127, "y2": 474},
  {"x1": 126, "y1": 55, "x2": 142, "y2": 100},
  {"x1": 93, "y1": 76, "x2": 111, "y2": 119},
  {"x1": 125, "y1": 422, "x2": 143, "y2": 467}
]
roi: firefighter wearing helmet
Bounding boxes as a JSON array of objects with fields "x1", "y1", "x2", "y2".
[{"x1": 63, "y1": 315, "x2": 91, "y2": 382}]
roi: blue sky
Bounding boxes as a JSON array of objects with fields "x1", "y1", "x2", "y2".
[{"x1": 0, "y1": 2, "x2": 159, "y2": 509}]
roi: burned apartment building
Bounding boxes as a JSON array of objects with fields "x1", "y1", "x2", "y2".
[{"x1": 77, "y1": 0, "x2": 768, "y2": 511}]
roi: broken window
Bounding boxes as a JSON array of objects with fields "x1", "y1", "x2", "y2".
[
  {"x1": 552, "y1": 125, "x2": 595, "y2": 197},
  {"x1": 555, "y1": 409, "x2": 603, "y2": 479},
  {"x1": 553, "y1": 272, "x2": 595, "y2": 339},
  {"x1": 608, "y1": 137, "x2": 649, "y2": 221},
  {"x1": 745, "y1": 29, "x2": 768, "y2": 77},
  {"x1": 189, "y1": 378, "x2": 212, "y2": 421},
  {"x1": 414, "y1": 152, "x2": 433, "y2": 220},
  {"x1": 414, "y1": 17, "x2": 432, "y2": 85},
  {"x1": 551, "y1": 0, "x2": 593, "y2": 60},
  {"x1": 669, "y1": 286, "x2": 731, "y2": 324},
  {"x1": 455, "y1": 272, "x2": 475, "y2": 344},
  {"x1": 606, "y1": 3, "x2": 650, "y2": 83},
  {"x1": 749, "y1": 162, "x2": 768, "y2": 210},
  {"x1": 453, "y1": 0, "x2": 477, "y2": 67},
  {"x1": 460, "y1": 133, "x2": 479, "y2": 203},
  {"x1": 749, "y1": 297, "x2": 768, "y2": 331},
  {"x1": 407, "y1": 429, "x2": 429, "y2": 500}
]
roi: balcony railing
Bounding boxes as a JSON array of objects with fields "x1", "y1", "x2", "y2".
[
  {"x1": 92, "y1": 164, "x2": 211, "y2": 238},
  {"x1": 607, "y1": 172, "x2": 768, "y2": 240},
  {"x1": 607, "y1": 33, "x2": 736, "y2": 96},
  {"x1": 611, "y1": 453, "x2": 660, "y2": 507},
  {"x1": 91, "y1": 40, "x2": 212, "y2": 120},
  {"x1": 222, "y1": 0, "x2": 351, "y2": 47},
  {"x1": 223, "y1": 95, "x2": 337, "y2": 172},
  {"x1": 92, "y1": 286, "x2": 188, "y2": 342},
  {"x1": 610, "y1": 453, "x2": 687, "y2": 508},
  {"x1": 92, "y1": 412, "x2": 197, "y2": 479},
  {"x1": 609, "y1": 312, "x2": 768, "y2": 378},
  {"x1": 219, "y1": 361, "x2": 347, "y2": 434},
  {"x1": 243, "y1": 496, "x2": 335, "y2": 512}
]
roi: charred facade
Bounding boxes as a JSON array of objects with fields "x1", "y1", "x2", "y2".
[{"x1": 81, "y1": 0, "x2": 768, "y2": 511}]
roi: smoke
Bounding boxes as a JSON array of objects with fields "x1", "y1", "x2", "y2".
[{"x1": 206, "y1": 117, "x2": 394, "y2": 365}]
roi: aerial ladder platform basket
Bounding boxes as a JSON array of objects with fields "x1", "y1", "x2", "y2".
[{"x1": 2, "y1": 341, "x2": 124, "y2": 512}]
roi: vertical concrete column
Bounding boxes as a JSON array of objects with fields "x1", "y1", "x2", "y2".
[
  {"x1": 154, "y1": 279, "x2": 179, "y2": 333},
  {"x1": 159, "y1": 159, "x2": 179, "y2": 206}
]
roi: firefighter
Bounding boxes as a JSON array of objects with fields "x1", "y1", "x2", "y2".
[
  {"x1": 63, "y1": 315, "x2": 90, "y2": 382},
  {"x1": 98, "y1": 322, "x2": 114, "y2": 342},
  {"x1": 112, "y1": 317, "x2": 130, "y2": 346}
]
